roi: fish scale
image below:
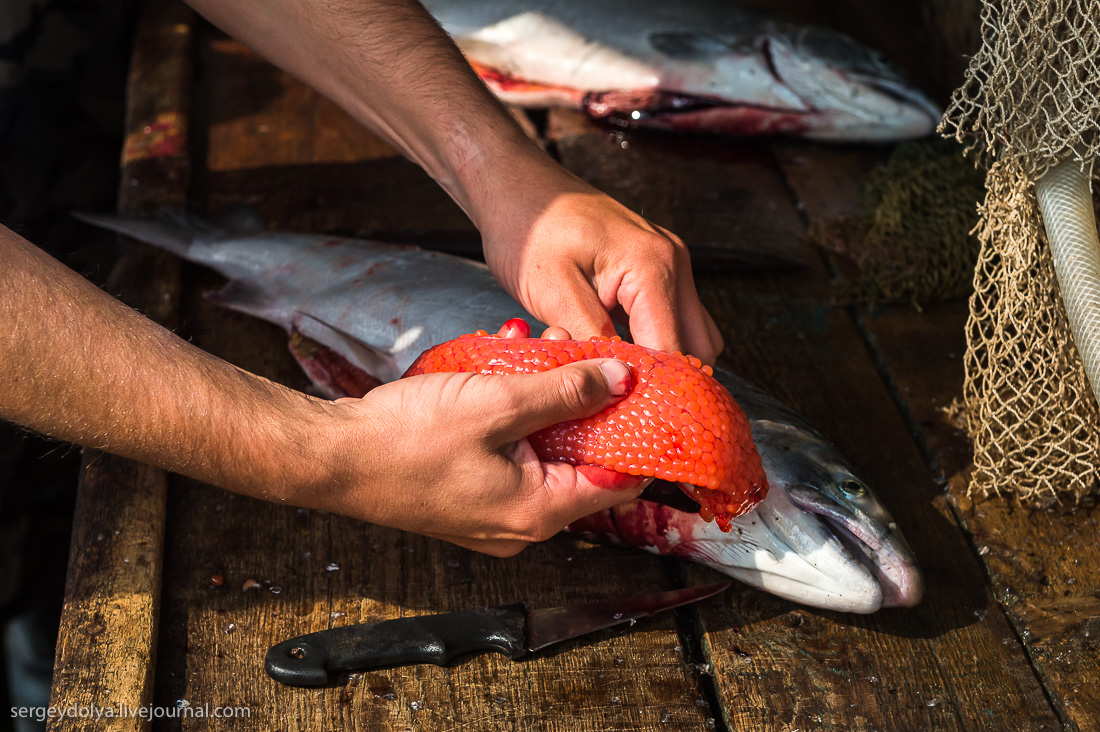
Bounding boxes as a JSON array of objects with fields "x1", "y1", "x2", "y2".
[{"x1": 403, "y1": 330, "x2": 769, "y2": 529}]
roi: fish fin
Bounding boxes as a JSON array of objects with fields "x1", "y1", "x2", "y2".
[
  {"x1": 649, "y1": 31, "x2": 732, "y2": 60},
  {"x1": 72, "y1": 208, "x2": 196, "y2": 258},
  {"x1": 295, "y1": 312, "x2": 401, "y2": 383},
  {"x1": 205, "y1": 279, "x2": 277, "y2": 320},
  {"x1": 72, "y1": 205, "x2": 265, "y2": 258}
]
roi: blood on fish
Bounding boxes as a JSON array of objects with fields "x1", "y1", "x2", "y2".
[
  {"x1": 404, "y1": 326, "x2": 769, "y2": 528},
  {"x1": 471, "y1": 64, "x2": 813, "y2": 138},
  {"x1": 288, "y1": 330, "x2": 382, "y2": 399},
  {"x1": 470, "y1": 62, "x2": 581, "y2": 101}
]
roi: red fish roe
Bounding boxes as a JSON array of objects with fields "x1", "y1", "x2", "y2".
[{"x1": 404, "y1": 330, "x2": 769, "y2": 529}]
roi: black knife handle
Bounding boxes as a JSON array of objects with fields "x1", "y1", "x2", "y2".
[{"x1": 265, "y1": 604, "x2": 528, "y2": 686}]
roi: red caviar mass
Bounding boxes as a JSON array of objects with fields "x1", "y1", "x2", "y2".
[{"x1": 403, "y1": 329, "x2": 769, "y2": 530}]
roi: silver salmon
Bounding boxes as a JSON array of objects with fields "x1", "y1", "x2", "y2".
[
  {"x1": 77, "y1": 209, "x2": 923, "y2": 613},
  {"x1": 423, "y1": 0, "x2": 940, "y2": 141}
]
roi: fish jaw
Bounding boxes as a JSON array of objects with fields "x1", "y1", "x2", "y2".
[
  {"x1": 785, "y1": 483, "x2": 923, "y2": 608},
  {"x1": 762, "y1": 29, "x2": 940, "y2": 141},
  {"x1": 568, "y1": 493, "x2": 885, "y2": 613},
  {"x1": 635, "y1": 31, "x2": 939, "y2": 141}
]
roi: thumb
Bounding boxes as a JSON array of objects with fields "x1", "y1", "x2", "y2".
[{"x1": 497, "y1": 359, "x2": 632, "y2": 438}]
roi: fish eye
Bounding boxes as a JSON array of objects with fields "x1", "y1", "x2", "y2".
[{"x1": 840, "y1": 479, "x2": 867, "y2": 497}]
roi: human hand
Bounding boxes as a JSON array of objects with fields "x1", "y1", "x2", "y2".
[
  {"x1": 475, "y1": 157, "x2": 724, "y2": 365},
  {"x1": 317, "y1": 330, "x2": 649, "y2": 556}
]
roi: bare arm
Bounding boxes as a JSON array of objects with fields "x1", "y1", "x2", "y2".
[
  {"x1": 1, "y1": 226, "x2": 643, "y2": 555},
  {"x1": 0, "y1": 225, "x2": 333, "y2": 502},
  {"x1": 184, "y1": 0, "x2": 723, "y2": 362}
]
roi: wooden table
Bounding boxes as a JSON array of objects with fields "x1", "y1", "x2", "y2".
[{"x1": 47, "y1": 2, "x2": 1099, "y2": 730}]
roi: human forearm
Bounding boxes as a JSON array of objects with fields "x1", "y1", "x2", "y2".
[{"x1": 0, "y1": 226, "x2": 338, "y2": 504}]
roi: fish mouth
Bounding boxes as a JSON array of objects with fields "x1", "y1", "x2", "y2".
[
  {"x1": 763, "y1": 34, "x2": 940, "y2": 141},
  {"x1": 852, "y1": 75, "x2": 942, "y2": 128},
  {"x1": 632, "y1": 481, "x2": 883, "y2": 613},
  {"x1": 784, "y1": 484, "x2": 923, "y2": 608},
  {"x1": 583, "y1": 89, "x2": 814, "y2": 137}
]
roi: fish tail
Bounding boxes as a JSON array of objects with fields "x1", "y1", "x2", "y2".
[{"x1": 71, "y1": 205, "x2": 264, "y2": 258}]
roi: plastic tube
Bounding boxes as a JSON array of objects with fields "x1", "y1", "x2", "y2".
[{"x1": 1036, "y1": 158, "x2": 1100, "y2": 405}]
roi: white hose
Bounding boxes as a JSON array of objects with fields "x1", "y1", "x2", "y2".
[{"x1": 1036, "y1": 158, "x2": 1100, "y2": 405}]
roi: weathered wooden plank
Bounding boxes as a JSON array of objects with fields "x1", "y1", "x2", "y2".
[
  {"x1": 859, "y1": 299, "x2": 1100, "y2": 730},
  {"x1": 192, "y1": 33, "x2": 476, "y2": 247},
  {"x1": 547, "y1": 110, "x2": 812, "y2": 270},
  {"x1": 770, "y1": 142, "x2": 1061, "y2": 729},
  {"x1": 551, "y1": 114, "x2": 1059, "y2": 729},
  {"x1": 147, "y1": 27, "x2": 712, "y2": 731},
  {"x1": 47, "y1": 1, "x2": 194, "y2": 728},
  {"x1": 155, "y1": 482, "x2": 714, "y2": 731}
]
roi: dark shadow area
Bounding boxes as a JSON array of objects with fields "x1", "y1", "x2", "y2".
[
  {"x1": 0, "y1": 0, "x2": 137, "y2": 726},
  {"x1": 194, "y1": 25, "x2": 285, "y2": 129}
]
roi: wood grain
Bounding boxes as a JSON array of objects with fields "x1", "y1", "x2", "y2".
[
  {"x1": 192, "y1": 33, "x2": 476, "y2": 247},
  {"x1": 47, "y1": 1, "x2": 194, "y2": 729},
  {"x1": 856, "y1": 263, "x2": 1100, "y2": 731},
  {"x1": 771, "y1": 142, "x2": 1062, "y2": 730}
]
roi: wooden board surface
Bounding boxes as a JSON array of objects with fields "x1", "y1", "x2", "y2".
[
  {"x1": 859, "y1": 292, "x2": 1100, "y2": 731},
  {"x1": 774, "y1": 143, "x2": 1098, "y2": 731},
  {"x1": 47, "y1": 2, "x2": 193, "y2": 729},
  {"x1": 549, "y1": 117, "x2": 1060, "y2": 730}
]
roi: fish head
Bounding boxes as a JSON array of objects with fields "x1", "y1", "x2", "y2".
[
  {"x1": 759, "y1": 24, "x2": 941, "y2": 141},
  {"x1": 740, "y1": 418, "x2": 924, "y2": 611},
  {"x1": 644, "y1": 23, "x2": 939, "y2": 140}
]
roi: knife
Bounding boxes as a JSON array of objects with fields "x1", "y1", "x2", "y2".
[{"x1": 265, "y1": 581, "x2": 729, "y2": 686}]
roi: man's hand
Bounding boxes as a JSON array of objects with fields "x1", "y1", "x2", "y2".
[
  {"x1": 476, "y1": 158, "x2": 724, "y2": 365},
  {"x1": 320, "y1": 354, "x2": 647, "y2": 557}
]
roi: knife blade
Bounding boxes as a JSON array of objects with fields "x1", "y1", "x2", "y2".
[{"x1": 264, "y1": 581, "x2": 729, "y2": 686}]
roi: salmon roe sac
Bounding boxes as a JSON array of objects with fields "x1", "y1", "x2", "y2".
[{"x1": 403, "y1": 331, "x2": 769, "y2": 528}]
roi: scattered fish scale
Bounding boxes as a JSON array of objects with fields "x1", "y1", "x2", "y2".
[{"x1": 403, "y1": 330, "x2": 769, "y2": 529}]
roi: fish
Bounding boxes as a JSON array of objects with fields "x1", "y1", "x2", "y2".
[
  {"x1": 75, "y1": 209, "x2": 923, "y2": 613},
  {"x1": 423, "y1": 0, "x2": 941, "y2": 141}
]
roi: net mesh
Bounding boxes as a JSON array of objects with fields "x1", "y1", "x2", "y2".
[
  {"x1": 809, "y1": 140, "x2": 985, "y2": 308},
  {"x1": 940, "y1": 0, "x2": 1100, "y2": 500}
]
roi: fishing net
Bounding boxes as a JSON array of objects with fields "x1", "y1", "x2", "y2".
[
  {"x1": 940, "y1": 0, "x2": 1100, "y2": 500},
  {"x1": 809, "y1": 139, "x2": 985, "y2": 308}
]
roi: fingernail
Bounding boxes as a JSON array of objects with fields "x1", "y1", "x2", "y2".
[{"x1": 599, "y1": 360, "x2": 632, "y2": 397}]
